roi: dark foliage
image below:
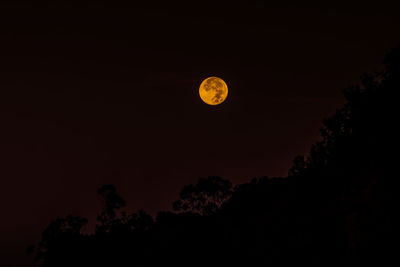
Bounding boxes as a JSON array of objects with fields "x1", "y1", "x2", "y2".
[
  {"x1": 30, "y1": 46, "x2": 398, "y2": 267},
  {"x1": 172, "y1": 176, "x2": 232, "y2": 215}
]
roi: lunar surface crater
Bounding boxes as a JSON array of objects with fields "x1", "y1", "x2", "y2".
[{"x1": 199, "y1": 77, "x2": 228, "y2": 105}]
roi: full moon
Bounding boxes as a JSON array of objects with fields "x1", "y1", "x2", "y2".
[{"x1": 199, "y1": 77, "x2": 228, "y2": 105}]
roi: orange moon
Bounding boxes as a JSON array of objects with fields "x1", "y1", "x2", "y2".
[{"x1": 199, "y1": 77, "x2": 228, "y2": 105}]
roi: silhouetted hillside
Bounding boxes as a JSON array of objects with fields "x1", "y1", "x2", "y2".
[{"x1": 29, "y1": 45, "x2": 398, "y2": 267}]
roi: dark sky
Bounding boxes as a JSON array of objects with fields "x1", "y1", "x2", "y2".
[{"x1": 1, "y1": 1, "x2": 399, "y2": 266}]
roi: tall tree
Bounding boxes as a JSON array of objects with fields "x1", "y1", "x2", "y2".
[{"x1": 96, "y1": 184, "x2": 126, "y2": 233}]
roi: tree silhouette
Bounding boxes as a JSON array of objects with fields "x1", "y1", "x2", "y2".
[
  {"x1": 33, "y1": 215, "x2": 87, "y2": 266},
  {"x1": 287, "y1": 45, "x2": 398, "y2": 266},
  {"x1": 172, "y1": 176, "x2": 232, "y2": 215},
  {"x1": 96, "y1": 184, "x2": 126, "y2": 233}
]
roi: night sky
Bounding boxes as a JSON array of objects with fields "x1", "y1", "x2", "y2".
[{"x1": 1, "y1": 1, "x2": 399, "y2": 266}]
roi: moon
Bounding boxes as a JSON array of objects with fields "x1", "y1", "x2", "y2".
[{"x1": 199, "y1": 77, "x2": 228, "y2": 105}]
